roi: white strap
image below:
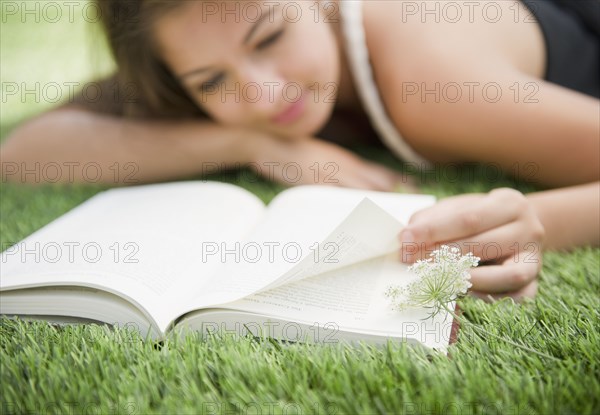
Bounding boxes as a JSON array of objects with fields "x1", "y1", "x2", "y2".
[{"x1": 338, "y1": 0, "x2": 432, "y2": 167}]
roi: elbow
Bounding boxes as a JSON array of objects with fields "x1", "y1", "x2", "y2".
[
  {"x1": 1, "y1": 109, "x2": 142, "y2": 187},
  {"x1": 0, "y1": 122, "x2": 41, "y2": 185},
  {"x1": 1, "y1": 110, "x2": 87, "y2": 185}
]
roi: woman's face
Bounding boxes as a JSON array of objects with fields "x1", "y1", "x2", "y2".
[{"x1": 153, "y1": 0, "x2": 341, "y2": 138}]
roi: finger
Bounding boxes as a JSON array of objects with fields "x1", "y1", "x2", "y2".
[
  {"x1": 513, "y1": 278, "x2": 538, "y2": 300},
  {"x1": 408, "y1": 194, "x2": 483, "y2": 224},
  {"x1": 445, "y1": 222, "x2": 542, "y2": 263},
  {"x1": 337, "y1": 165, "x2": 398, "y2": 191},
  {"x1": 312, "y1": 159, "x2": 376, "y2": 190},
  {"x1": 353, "y1": 172, "x2": 396, "y2": 191},
  {"x1": 337, "y1": 174, "x2": 382, "y2": 190},
  {"x1": 360, "y1": 162, "x2": 406, "y2": 192},
  {"x1": 468, "y1": 253, "x2": 541, "y2": 293},
  {"x1": 399, "y1": 196, "x2": 482, "y2": 261},
  {"x1": 401, "y1": 197, "x2": 523, "y2": 248},
  {"x1": 469, "y1": 279, "x2": 538, "y2": 302},
  {"x1": 399, "y1": 221, "x2": 525, "y2": 263}
]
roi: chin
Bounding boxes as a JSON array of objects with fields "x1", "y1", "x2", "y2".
[{"x1": 275, "y1": 100, "x2": 336, "y2": 139}]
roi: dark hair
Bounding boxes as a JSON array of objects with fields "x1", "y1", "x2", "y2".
[{"x1": 72, "y1": 0, "x2": 207, "y2": 120}]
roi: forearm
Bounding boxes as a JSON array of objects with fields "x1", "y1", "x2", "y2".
[
  {"x1": 0, "y1": 108, "x2": 260, "y2": 185},
  {"x1": 528, "y1": 182, "x2": 600, "y2": 250}
]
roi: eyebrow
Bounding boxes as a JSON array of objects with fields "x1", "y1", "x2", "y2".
[{"x1": 178, "y1": 6, "x2": 278, "y2": 80}]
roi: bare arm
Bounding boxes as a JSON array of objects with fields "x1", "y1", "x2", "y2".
[
  {"x1": 0, "y1": 106, "x2": 408, "y2": 190},
  {"x1": 528, "y1": 182, "x2": 600, "y2": 250},
  {"x1": 387, "y1": 64, "x2": 599, "y2": 187},
  {"x1": 0, "y1": 108, "x2": 260, "y2": 185},
  {"x1": 372, "y1": 0, "x2": 599, "y2": 187}
]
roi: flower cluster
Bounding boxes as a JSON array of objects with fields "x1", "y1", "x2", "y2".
[{"x1": 385, "y1": 245, "x2": 480, "y2": 318}]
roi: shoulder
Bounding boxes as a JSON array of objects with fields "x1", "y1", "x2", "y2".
[
  {"x1": 363, "y1": 0, "x2": 544, "y2": 79},
  {"x1": 361, "y1": 0, "x2": 545, "y2": 160}
]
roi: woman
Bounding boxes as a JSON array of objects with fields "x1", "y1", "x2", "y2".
[{"x1": 1, "y1": 0, "x2": 598, "y2": 301}]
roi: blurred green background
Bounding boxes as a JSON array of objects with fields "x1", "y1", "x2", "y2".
[{"x1": 1, "y1": 0, "x2": 114, "y2": 140}]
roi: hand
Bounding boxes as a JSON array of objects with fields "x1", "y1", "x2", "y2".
[
  {"x1": 251, "y1": 135, "x2": 417, "y2": 192},
  {"x1": 398, "y1": 188, "x2": 545, "y2": 301}
]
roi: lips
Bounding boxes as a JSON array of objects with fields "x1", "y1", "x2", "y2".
[{"x1": 271, "y1": 94, "x2": 306, "y2": 125}]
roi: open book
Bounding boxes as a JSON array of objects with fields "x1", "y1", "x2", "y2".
[{"x1": 0, "y1": 181, "x2": 455, "y2": 351}]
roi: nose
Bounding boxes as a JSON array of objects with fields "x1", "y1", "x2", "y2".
[{"x1": 237, "y1": 63, "x2": 287, "y2": 118}]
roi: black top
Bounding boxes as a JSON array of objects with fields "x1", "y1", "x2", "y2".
[{"x1": 520, "y1": 0, "x2": 599, "y2": 98}]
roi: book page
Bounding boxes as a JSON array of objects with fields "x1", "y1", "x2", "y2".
[
  {"x1": 176, "y1": 186, "x2": 435, "y2": 315},
  {"x1": 218, "y1": 253, "x2": 453, "y2": 350},
  {"x1": 0, "y1": 181, "x2": 266, "y2": 333},
  {"x1": 1, "y1": 287, "x2": 159, "y2": 339}
]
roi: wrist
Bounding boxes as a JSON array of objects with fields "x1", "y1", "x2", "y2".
[
  {"x1": 184, "y1": 122, "x2": 271, "y2": 167},
  {"x1": 242, "y1": 129, "x2": 282, "y2": 165},
  {"x1": 527, "y1": 182, "x2": 600, "y2": 250}
]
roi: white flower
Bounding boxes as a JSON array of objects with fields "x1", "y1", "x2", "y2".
[{"x1": 385, "y1": 245, "x2": 480, "y2": 318}]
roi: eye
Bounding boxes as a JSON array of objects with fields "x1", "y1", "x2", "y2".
[
  {"x1": 256, "y1": 29, "x2": 284, "y2": 50},
  {"x1": 198, "y1": 73, "x2": 225, "y2": 93}
]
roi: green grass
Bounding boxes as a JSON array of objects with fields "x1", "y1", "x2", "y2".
[
  {"x1": 1, "y1": 251, "x2": 599, "y2": 415},
  {"x1": 1, "y1": 2, "x2": 599, "y2": 414}
]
